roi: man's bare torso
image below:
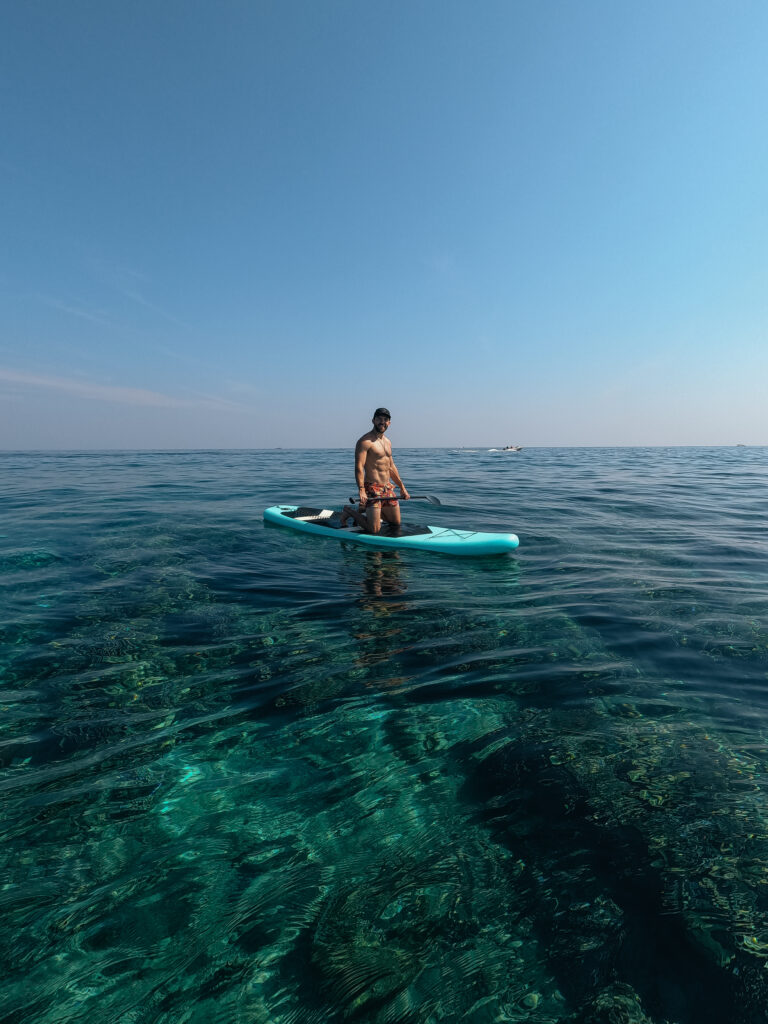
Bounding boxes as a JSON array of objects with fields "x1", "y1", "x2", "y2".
[{"x1": 356, "y1": 431, "x2": 393, "y2": 485}]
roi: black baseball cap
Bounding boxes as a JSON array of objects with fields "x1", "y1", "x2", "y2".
[{"x1": 373, "y1": 407, "x2": 391, "y2": 418}]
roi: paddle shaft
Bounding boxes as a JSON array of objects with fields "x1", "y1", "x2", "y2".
[{"x1": 348, "y1": 494, "x2": 441, "y2": 506}]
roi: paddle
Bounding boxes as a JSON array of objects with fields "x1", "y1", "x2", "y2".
[{"x1": 348, "y1": 494, "x2": 442, "y2": 506}]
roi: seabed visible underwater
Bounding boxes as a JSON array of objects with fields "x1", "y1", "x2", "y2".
[{"x1": 2, "y1": 447, "x2": 768, "y2": 1024}]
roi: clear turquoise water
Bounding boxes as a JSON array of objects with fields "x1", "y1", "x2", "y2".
[{"x1": 2, "y1": 447, "x2": 768, "y2": 1024}]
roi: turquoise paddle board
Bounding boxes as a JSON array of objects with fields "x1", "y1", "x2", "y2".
[{"x1": 263, "y1": 505, "x2": 519, "y2": 556}]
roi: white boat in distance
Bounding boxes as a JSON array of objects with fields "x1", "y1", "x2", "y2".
[{"x1": 488, "y1": 445, "x2": 523, "y2": 452}]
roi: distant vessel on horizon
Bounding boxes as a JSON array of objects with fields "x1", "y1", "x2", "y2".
[{"x1": 488, "y1": 445, "x2": 523, "y2": 452}]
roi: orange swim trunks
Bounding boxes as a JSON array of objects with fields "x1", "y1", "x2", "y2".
[{"x1": 364, "y1": 481, "x2": 399, "y2": 507}]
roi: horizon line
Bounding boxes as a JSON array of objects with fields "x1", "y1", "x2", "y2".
[{"x1": 1, "y1": 443, "x2": 763, "y2": 454}]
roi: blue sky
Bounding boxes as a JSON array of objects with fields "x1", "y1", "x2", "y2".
[{"x1": 2, "y1": 0, "x2": 767, "y2": 448}]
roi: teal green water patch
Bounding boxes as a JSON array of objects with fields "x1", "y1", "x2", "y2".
[{"x1": 0, "y1": 549, "x2": 61, "y2": 572}]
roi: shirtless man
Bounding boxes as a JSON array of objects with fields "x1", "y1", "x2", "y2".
[{"x1": 340, "y1": 408, "x2": 410, "y2": 534}]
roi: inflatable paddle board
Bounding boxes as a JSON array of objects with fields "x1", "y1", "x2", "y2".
[{"x1": 263, "y1": 505, "x2": 519, "y2": 556}]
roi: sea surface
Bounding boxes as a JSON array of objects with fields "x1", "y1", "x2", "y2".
[{"x1": 2, "y1": 446, "x2": 768, "y2": 1024}]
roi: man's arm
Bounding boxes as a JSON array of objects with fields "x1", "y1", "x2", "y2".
[
  {"x1": 354, "y1": 440, "x2": 369, "y2": 506},
  {"x1": 389, "y1": 457, "x2": 410, "y2": 500}
]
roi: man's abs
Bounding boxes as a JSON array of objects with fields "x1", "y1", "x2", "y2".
[{"x1": 364, "y1": 450, "x2": 392, "y2": 485}]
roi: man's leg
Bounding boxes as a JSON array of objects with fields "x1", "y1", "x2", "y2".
[
  {"x1": 366, "y1": 500, "x2": 382, "y2": 534},
  {"x1": 339, "y1": 505, "x2": 350, "y2": 527},
  {"x1": 381, "y1": 502, "x2": 401, "y2": 536},
  {"x1": 340, "y1": 504, "x2": 367, "y2": 529}
]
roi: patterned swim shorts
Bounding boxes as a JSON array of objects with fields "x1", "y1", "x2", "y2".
[{"x1": 364, "y1": 481, "x2": 399, "y2": 507}]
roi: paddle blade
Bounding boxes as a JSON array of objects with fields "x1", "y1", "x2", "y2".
[{"x1": 406, "y1": 494, "x2": 442, "y2": 506}]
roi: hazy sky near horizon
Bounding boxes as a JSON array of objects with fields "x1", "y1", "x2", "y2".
[{"x1": 2, "y1": 1, "x2": 767, "y2": 449}]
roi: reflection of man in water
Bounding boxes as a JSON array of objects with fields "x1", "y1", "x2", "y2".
[
  {"x1": 340, "y1": 408, "x2": 410, "y2": 534},
  {"x1": 360, "y1": 550, "x2": 408, "y2": 604}
]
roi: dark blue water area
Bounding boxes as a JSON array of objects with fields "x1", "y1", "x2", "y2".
[{"x1": 2, "y1": 447, "x2": 768, "y2": 1023}]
